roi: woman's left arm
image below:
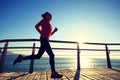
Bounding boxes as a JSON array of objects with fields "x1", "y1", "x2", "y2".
[{"x1": 51, "y1": 27, "x2": 58, "y2": 36}]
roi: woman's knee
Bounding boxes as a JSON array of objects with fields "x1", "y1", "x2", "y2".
[
  {"x1": 50, "y1": 53, "x2": 55, "y2": 59},
  {"x1": 36, "y1": 54, "x2": 41, "y2": 59}
]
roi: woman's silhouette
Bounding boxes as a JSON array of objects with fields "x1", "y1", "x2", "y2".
[{"x1": 13, "y1": 12, "x2": 63, "y2": 78}]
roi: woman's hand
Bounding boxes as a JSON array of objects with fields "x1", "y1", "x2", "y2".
[{"x1": 54, "y1": 27, "x2": 58, "y2": 32}]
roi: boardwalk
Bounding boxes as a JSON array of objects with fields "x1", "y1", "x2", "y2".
[
  {"x1": 0, "y1": 68, "x2": 120, "y2": 80},
  {"x1": 1, "y1": 39, "x2": 120, "y2": 80}
]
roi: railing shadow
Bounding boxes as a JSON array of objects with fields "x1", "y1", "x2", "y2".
[
  {"x1": 111, "y1": 68, "x2": 120, "y2": 73},
  {"x1": 8, "y1": 73, "x2": 29, "y2": 80},
  {"x1": 74, "y1": 69, "x2": 80, "y2": 80}
]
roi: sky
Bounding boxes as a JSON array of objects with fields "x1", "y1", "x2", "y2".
[
  {"x1": 0, "y1": 0, "x2": 120, "y2": 66},
  {"x1": 0, "y1": 0, "x2": 120, "y2": 56},
  {"x1": 0, "y1": 0, "x2": 120, "y2": 43}
]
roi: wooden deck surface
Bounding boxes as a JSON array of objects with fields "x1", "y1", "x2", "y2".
[{"x1": 0, "y1": 68, "x2": 120, "y2": 80}]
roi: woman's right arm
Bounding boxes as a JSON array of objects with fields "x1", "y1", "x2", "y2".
[{"x1": 35, "y1": 20, "x2": 43, "y2": 34}]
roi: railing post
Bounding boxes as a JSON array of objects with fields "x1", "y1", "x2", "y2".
[
  {"x1": 0, "y1": 41, "x2": 8, "y2": 73},
  {"x1": 29, "y1": 43, "x2": 35, "y2": 73},
  {"x1": 0, "y1": 49, "x2": 2, "y2": 53},
  {"x1": 105, "y1": 45, "x2": 112, "y2": 68},
  {"x1": 77, "y1": 43, "x2": 80, "y2": 69}
]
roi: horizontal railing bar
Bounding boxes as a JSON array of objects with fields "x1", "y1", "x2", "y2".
[
  {"x1": 1, "y1": 47, "x2": 120, "y2": 51},
  {"x1": 0, "y1": 39, "x2": 39, "y2": 42},
  {"x1": 52, "y1": 48, "x2": 77, "y2": 50},
  {"x1": 50, "y1": 40, "x2": 78, "y2": 43},
  {"x1": 0, "y1": 39, "x2": 78, "y2": 43},
  {"x1": 84, "y1": 42, "x2": 120, "y2": 45},
  {"x1": 81, "y1": 49, "x2": 120, "y2": 51},
  {"x1": 0, "y1": 47, "x2": 77, "y2": 50}
]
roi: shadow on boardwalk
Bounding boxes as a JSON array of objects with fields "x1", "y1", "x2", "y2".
[
  {"x1": 8, "y1": 73, "x2": 29, "y2": 80},
  {"x1": 74, "y1": 69, "x2": 80, "y2": 80},
  {"x1": 1, "y1": 68, "x2": 120, "y2": 80}
]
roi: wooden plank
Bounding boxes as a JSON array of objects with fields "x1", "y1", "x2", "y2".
[
  {"x1": 0, "y1": 72, "x2": 11, "y2": 80},
  {"x1": 0, "y1": 72, "x2": 17, "y2": 80},
  {"x1": 72, "y1": 69, "x2": 88, "y2": 80},
  {"x1": 60, "y1": 69, "x2": 75, "y2": 80},
  {"x1": 80, "y1": 68, "x2": 114, "y2": 80},
  {"x1": 57, "y1": 70, "x2": 68, "y2": 80},
  {"x1": 72, "y1": 68, "x2": 113, "y2": 80},
  {"x1": 33, "y1": 72, "x2": 41, "y2": 80},
  {"x1": 7, "y1": 72, "x2": 28, "y2": 80},
  {"x1": 26, "y1": 72, "x2": 36, "y2": 80},
  {"x1": 46, "y1": 71, "x2": 55, "y2": 80},
  {"x1": 40, "y1": 71, "x2": 47, "y2": 80},
  {"x1": 0, "y1": 68, "x2": 120, "y2": 80},
  {"x1": 15, "y1": 73, "x2": 31, "y2": 80},
  {"x1": 91, "y1": 68, "x2": 120, "y2": 80},
  {"x1": 65, "y1": 69, "x2": 93, "y2": 80},
  {"x1": 15, "y1": 72, "x2": 29, "y2": 80}
]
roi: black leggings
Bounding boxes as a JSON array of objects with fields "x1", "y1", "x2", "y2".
[{"x1": 23, "y1": 37, "x2": 55, "y2": 72}]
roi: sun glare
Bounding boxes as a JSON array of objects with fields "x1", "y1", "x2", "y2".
[{"x1": 80, "y1": 56, "x2": 94, "y2": 68}]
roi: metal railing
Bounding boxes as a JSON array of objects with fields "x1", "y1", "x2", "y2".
[
  {"x1": 0, "y1": 39, "x2": 120, "y2": 73},
  {"x1": 0, "y1": 39, "x2": 80, "y2": 73}
]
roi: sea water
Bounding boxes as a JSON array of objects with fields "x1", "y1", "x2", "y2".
[{"x1": 3, "y1": 54, "x2": 120, "y2": 72}]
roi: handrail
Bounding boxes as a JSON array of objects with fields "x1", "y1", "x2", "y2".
[
  {"x1": 0, "y1": 39, "x2": 120, "y2": 72},
  {"x1": 81, "y1": 49, "x2": 120, "y2": 51},
  {"x1": 1, "y1": 39, "x2": 120, "y2": 51},
  {"x1": 0, "y1": 39, "x2": 78, "y2": 43},
  {"x1": 0, "y1": 47, "x2": 78, "y2": 50},
  {"x1": 84, "y1": 42, "x2": 120, "y2": 45},
  {"x1": 0, "y1": 39, "x2": 80, "y2": 73}
]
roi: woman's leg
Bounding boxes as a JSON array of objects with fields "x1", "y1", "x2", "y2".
[
  {"x1": 45, "y1": 41, "x2": 63, "y2": 78},
  {"x1": 23, "y1": 38, "x2": 46, "y2": 60},
  {"x1": 45, "y1": 41, "x2": 55, "y2": 72},
  {"x1": 13, "y1": 39, "x2": 46, "y2": 65},
  {"x1": 23, "y1": 46, "x2": 45, "y2": 60}
]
